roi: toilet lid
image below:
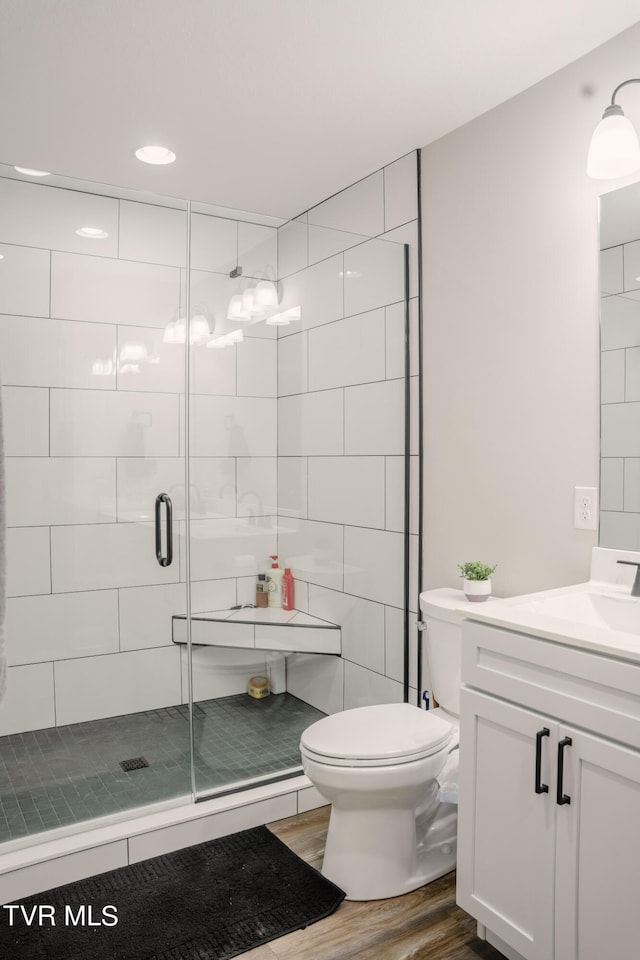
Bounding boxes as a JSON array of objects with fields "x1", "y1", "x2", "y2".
[{"x1": 300, "y1": 703, "x2": 452, "y2": 765}]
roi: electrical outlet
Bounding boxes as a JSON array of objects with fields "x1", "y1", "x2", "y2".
[{"x1": 574, "y1": 486, "x2": 598, "y2": 531}]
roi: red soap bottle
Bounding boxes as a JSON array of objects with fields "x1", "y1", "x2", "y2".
[{"x1": 282, "y1": 568, "x2": 295, "y2": 611}]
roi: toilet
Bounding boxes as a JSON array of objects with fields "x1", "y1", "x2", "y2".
[{"x1": 300, "y1": 588, "x2": 470, "y2": 901}]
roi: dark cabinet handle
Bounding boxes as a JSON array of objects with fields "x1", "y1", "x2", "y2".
[
  {"x1": 535, "y1": 728, "x2": 550, "y2": 794},
  {"x1": 155, "y1": 493, "x2": 173, "y2": 567},
  {"x1": 557, "y1": 736, "x2": 572, "y2": 805}
]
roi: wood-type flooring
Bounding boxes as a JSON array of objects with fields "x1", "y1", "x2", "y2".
[{"x1": 236, "y1": 804, "x2": 505, "y2": 960}]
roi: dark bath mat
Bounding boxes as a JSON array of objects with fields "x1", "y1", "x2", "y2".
[{"x1": 0, "y1": 825, "x2": 346, "y2": 960}]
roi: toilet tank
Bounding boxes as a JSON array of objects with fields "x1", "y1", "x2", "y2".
[{"x1": 419, "y1": 588, "x2": 471, "y2": 717}]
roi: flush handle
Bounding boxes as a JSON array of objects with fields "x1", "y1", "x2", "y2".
[
  {"x1": 556, "y1": 736, "x2": 572, "y2": 805},
  {"x1": 535, "y1": 727, "x2": 550, "y2": 794},
  {"x1": 155, "y1": 493, "x2": 173, "y2": 567}
]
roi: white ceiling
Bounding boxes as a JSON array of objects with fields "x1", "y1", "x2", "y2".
[{"x1": 2, "y1": 0, "x2": 640, "y2": 220}]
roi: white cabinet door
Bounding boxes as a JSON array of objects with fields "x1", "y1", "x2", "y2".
[
  {"x1": 457, "y1": 688, "x2": 556, "y2": 960},
  {"x1": 555, "y1": 727, "x2": 640, "y2": 960}
]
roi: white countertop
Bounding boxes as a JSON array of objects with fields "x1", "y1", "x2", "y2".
[{"x1": 458, "y1": 581, "x2": 640, "y2": 664}]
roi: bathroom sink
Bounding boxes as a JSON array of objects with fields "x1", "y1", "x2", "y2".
[
  {"x1": 510, "y1": 587, "x2": 640, "y2": 634},
  {"x1": 457, "y1": 549, "x2": 640, "y2": 662}
]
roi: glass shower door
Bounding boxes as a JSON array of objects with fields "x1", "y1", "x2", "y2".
[
  {"x1": 186, "y1": 201, "x2": 410, "y2": 800},
  {"x1": 0, "y1": 166, "x2": 191, "y2": 846}
]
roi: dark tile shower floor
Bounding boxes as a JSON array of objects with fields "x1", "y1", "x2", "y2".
[{"x1": 0, "y1": 693, "x2": 325, "y2": 845}]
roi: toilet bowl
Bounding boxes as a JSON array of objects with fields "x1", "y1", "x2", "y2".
[
  {"x1": 300, "y1": 701, "x2": 459, "y2": 900},
  {"x1": 300, "y1": 588, "x2": 474, "y2": 901}
]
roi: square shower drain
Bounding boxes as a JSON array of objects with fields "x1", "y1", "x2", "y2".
[{"x1": 119, "y1": 756, "x2": 149, "y2": 772}]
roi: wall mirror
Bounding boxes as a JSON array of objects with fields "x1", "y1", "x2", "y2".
[{"x1": 600, "y1": 180, "x2": 640, "y2": 549}]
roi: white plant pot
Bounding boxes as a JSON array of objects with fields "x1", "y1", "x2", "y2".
[{"x1": 463, "y1": 578, "x2": 492, "y2": 602}]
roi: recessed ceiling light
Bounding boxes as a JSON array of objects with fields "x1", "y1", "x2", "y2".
[
  {"x1": 135, "y1": 145, "x2": 176, "y2": 165},
  {"x1": 14, "y1": 166, "x2": 51, "y2": 177},
  {"x1": 0, "y1": 254, "x2": 4, "y2": 260},
  {"x1": 76, "y1": 226, "x2": 109, "y2": 239}
]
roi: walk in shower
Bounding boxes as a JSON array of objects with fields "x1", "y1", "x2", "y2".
[{"x1": 0, "y1": 157, "x2": 417, "y2": 853}]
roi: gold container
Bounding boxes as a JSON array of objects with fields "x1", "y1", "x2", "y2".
[{"x1": 247, "y1": 675, "x2": 270, "y2": 699}]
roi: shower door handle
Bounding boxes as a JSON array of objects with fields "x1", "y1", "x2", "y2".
[{"x1": 155, "y1": 493, "x2": 173, "y2": 567}]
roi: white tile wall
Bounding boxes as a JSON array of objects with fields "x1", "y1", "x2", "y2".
[
  {"x1": 343, "y1": 660, "x2": 403, "y2": 710},
  {"x1": 51, "y1": 252, "x2": 181, "y2": 329},
  {"x1": 50, "y1": 389, "x2": 180, "y2": 457},
  {"x1": 184, "y1": 518, "x2": 276, "y2": 581},
  {"x1": 343, "y1": 526, "x2": 404, "y2": 607},
  {"x1": 286, "y1": 652, "x2": 344, "y2": 715},
  {"x1": 599, "y1": 511, "x2": 640, "y2": 550},
  {"x1": 343, "y1": 238, "x2": 405, "y2": 317},
  {"x1": 277, "y1": 457, "x2": 308, "y2": 518},
  {"x1": 119, "y1": 579, "x2": 235, "y2": 651},
  {"x1": 277, "y1": 255, "x2": 343, "y2": 333},
  {"x1": 188, "y1": 396, "x2": 277, "y2": 457},
  {"x1": 384, "y1": 153, "x2": 418, "y2": 232},
  {"x1": 600, "y1": 294, "x2": 640, "y2": 350},
  {"x1": 238, "y1": 222, "x2": 278, "y2": 278},
  {"x1": 119, "y1": 200, "x2": 187, "y2": 267},
  {"x1": 601, "y1": 402, "x2": 640, "y2": 457},
  {"x1": 277, "y1": 518, "x2": 344, "y2": 591},
  {"x1": 0, "y1": 243, "x2": 50, "y2": 317},
  {"x1": 237, "y1": 458, "x2": 277, "y2": 517},
  {"x1": 277, "y1": 331, "x2": 308, "y2": 396},
  {"x1": 308, "y1": 585, "x2": 385, "y2": 673},
  {"x1": 0, "y1": 153, "x2": 417, "y2": 740},
  {"x1": 0, "y1": 315, "x2": 117, "y2": 390},
  {"x1": 600, "y1": 246, "x2": 623, "y2": 295},
  {"x1": 6, "y1": 457, "x2": 116, "y2": 526},
  {"x1": 601, "y1": 350, "x2": 625, "y2": 403},
  {"x1": 190, "y1": 213, "x2": 237, "y2": 273},
  {"x1": 308, "y1": 225, "x2": 367, "y2": 266},
  {"x1": 190, "y1": 339, "x2": 237, "y2": 396},
  {"x1": 623, "y1": 238, "x2": 640, "y2": 292},
  {"x1": 344, "y1": 379, "x2": 404, "y2": 456},
  {"x1": 117, "y1": 456, "x2": 186, "y2": 522},
  {"x1": 51, "y1": 522, "x2": 179, "y2": 592},
  {"x1": 308, "y1": 456, "x2": 385, "y2": 528},
  {"x1": 385, "y1": 455, "x2": 419, "y2": 534},
  {"x1": 54, "y1": 647, "x2": 182, "y2": 725},
  {"x1": 626, "y1": 346, "x2": 640, "y2": 401},
  {"x1": 624, "y1": 459, "x2": 640, "y2": 512},
  {"x1": 307, "y1": 171, "x2": 384, "y2": 238},
  {"x1": 278, "y1": 390, "x2": 343, "y2": 457},
  {"x1": 186, "y1": 646, "x2": 270, "y2": 701},
  {"x1": 600, "y1": 458, "x2": 623, "y2": 511},
  {"x1": 0, "y1": 177, "x2": 118, "y2": 257},
  {"x1": 117, "y1": 325, "x2": 184, "y2": 394},
  {"x1": 6, "y1": 527, "x2": 51, "y2": 597},
  {"x1": 0, "y1": 663, "x2": 55, "y2": 736},
  {"x1": 386, "y1": 298, "x2": 419, "y2": 379},
  {"x1": 237, "y1": 338, "x2": 277, "y2": 397},
  {"x1": 307, "y1": 309, "x2": 386, "y2": 391},
  {"x1": 277, "y1": 215, "x2": 308, "y2": 279},
  {"x1": 6, "y1": 590, "x2": 119, "y2": 665},
  {"x1": 381, "y1": 221, "x2": 418, "y2": 299},
  {"x1": 2, "y1": 387, "x2": 49, "y2": 456}
]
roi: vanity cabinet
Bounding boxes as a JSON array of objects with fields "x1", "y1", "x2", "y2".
[{"x1": 457, "y1": 620, "x2": 640, "y2": 960}]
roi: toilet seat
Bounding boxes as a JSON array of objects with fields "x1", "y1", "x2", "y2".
[{"x1": 300, "y1": 702, "x2": 452, "y2": 768}]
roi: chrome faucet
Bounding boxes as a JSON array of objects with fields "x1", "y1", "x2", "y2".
[{"x1": 616, "y1": 560, "x2": 640, "y2": 597}]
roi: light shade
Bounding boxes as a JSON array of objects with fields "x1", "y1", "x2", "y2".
[
  {"x1": 254, "y1": 280, "x2": 278, "y2": 309},
  {"x1": 587, "y1": 105, "x2": 640, "y2": 179},
  {"x1": 227, "y1": 294, "x2": 249, "y2": 321}
]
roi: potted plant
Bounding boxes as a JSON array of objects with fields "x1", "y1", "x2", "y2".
[{"x1": 458, "y1": 561, "x2": 497, "y2": 602}]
